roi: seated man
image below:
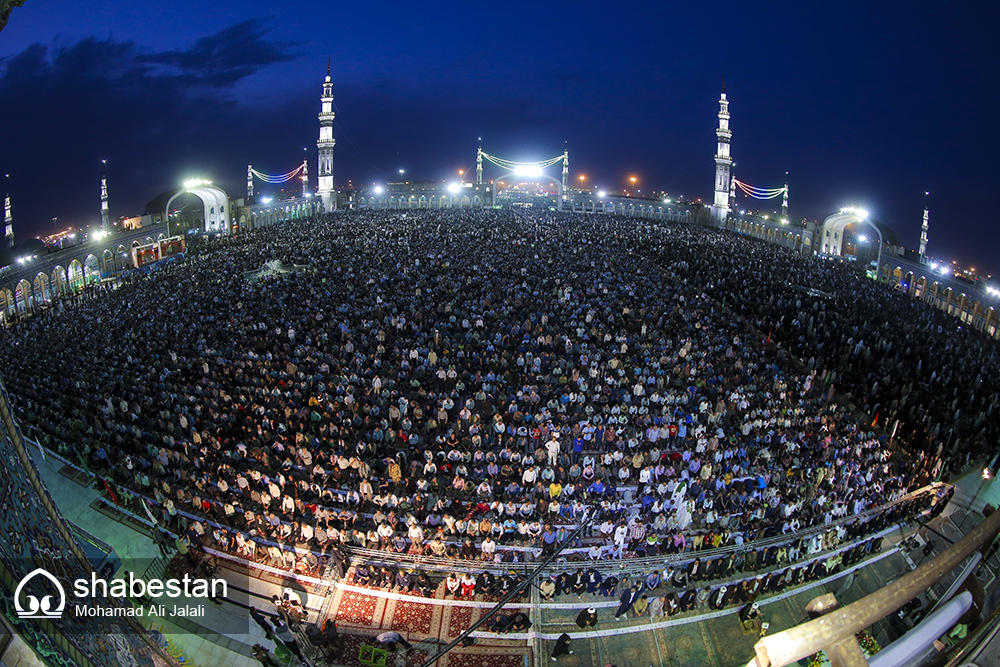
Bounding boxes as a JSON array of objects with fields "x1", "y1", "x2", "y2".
[{"x1": 508, "y1": 612, "x2": 532, "y2": 632}]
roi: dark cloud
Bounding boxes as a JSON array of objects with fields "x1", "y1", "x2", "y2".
[
  {"x1": 137, "y1": 19, "x2": 299, "y2": 88},
  {"x1": 0, "y1": 22, "x2": 303, "y2": 238}
]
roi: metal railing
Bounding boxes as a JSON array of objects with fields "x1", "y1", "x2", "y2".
[{"x1": 747, "y1": 507, "x2": 1000, "y2": 667}]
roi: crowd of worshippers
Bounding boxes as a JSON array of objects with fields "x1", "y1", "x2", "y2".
[
  {"x1": 667, "y1": 229, "x2": 1000, "y2": 474},
  {"x1": 341, "y1": 488, "x2": 942, "y2": 625},
  {"x1": 0, "y1": 209, "x2": 961, "y2": 576}
]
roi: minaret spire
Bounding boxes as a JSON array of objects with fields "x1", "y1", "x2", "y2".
[
  {"x1": 919, "y1": 191, "x2": 929, "y2": 262},
  {"x1": 561, "y1": 147, "x2": 569, "y2": 195},
  {"x1": 100, "y1": 160, "x2": 110, "y2": 229},
  {"x1": 317, "y1": 64, "x2": 336, "y2": 212},
  {"x1": 476, "y1": 142, "x2": 483, "y2": 185},
  {"x1": 782, "y1": 172, "x2": 789, "y2": 219},
  {"x1": 247, "y1": 164, "x2": 254, "y2": 200},
  {"x1": 4, "y1": 191, "x2": 12, "y2": 249},
  {"x1": 301, "y1": 159, "x2": 309, "y2": 199},
  {"x1": 711, "y1": 83, "x2": 733, "y2": 225}
]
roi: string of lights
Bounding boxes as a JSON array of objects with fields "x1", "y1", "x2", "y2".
[
  {"x1": 733, "y1": 179, "x2": 787, "y2": 200},
  {"x1": 480, "y1": 152, "x2": 564, "y2": 171},
  {"x1": 250, "y1": 164, "x2": 305, "y2": 184}
]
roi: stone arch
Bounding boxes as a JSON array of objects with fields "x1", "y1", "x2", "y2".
[
  {"x1": 985, "y1": 307, "x2": 998, "y2": 337},
  {"x1": 15, "y1": 279, "x2": 32, "y2": 313},
  {"x1": 956, "y1": 293, "x2": 970, "y2": 322},
  {"x1": 84, "y1": 254, "x2": 101, "y2": 285},
  {"x1": 51, "y1": 266, "x2": 68, "y2": 296},
  {"x1": 460, "y1": 195, "x2": 471, "y2": 207},
  {"x1": 0, "y1": 287, "x2": 14, "y2": 318},
  {"x1": 164, "y1": 184, "x2": 231, "y2": 233},
  {"x1": 942, "y1": 287, "x2": 955, "y2": 314},
  {"x1": 68, "y1": 260, "x2": 85, "y2": 290},
  {"x1": 102, "y1": 248, "x2": 115, "y2": 272},
  {"x1": 33, "y1": 272, "x2": 51, "y2": 304}
]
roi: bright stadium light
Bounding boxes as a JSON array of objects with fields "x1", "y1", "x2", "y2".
[
  {"x1": 597, "y1": 191, "x2": 607, "y2": 198},
  {"x1": 447, "y1": 183, "x2": 461, "y2": 194},
  {"x1": 91, "y1": 229, "x2": 107, "y2": 241},
  {"x1": 840, "y1": 206, "x2": 869, "y2": 219},
  {"x1": 514, "y1": 165, "x2": 543, "y2": 177},
  {"x1": 184, "y1": 179, "x2": 212, "y2": 189},
  {"x1": 858, "y1": 235, "x2": 867, "y2": 243},
  {"x1": 261, "y1": 197, "x2": 272, "y2": 204},
  {"x1": 374, "y1": 186, "x2": 383, "y2": 194}
]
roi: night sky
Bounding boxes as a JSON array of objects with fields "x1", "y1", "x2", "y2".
[{"x1": 1, "y1": 2, "x2": 999, "y2": 278}]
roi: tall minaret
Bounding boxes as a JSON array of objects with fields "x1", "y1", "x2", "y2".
[
  {"x1": 247, "y1": 164, "x2": 254, "y2": 200},
  {"x1": 317, "y1": 60, "x2": 336, "y2": 213},
  {"x1": 919, "y1": 192, "x2": 929, "y2": 262},
  {"x1": 561, "y1": 148, "x2": 569, "y2": 196},
  {"x1": 100, "y1": 177, "x2": 110, "y2": 228},
  {"x1": 476, "y1": 145, "x2": 483, "y2": 185},
  {"x1": 4, "y1": 193, "x2": 12, "y2": 249},
  {"x1": 711, "y1": 80, "x2": 733, "y2": 225},
  {"x1": 301, "y1": 159, "x2": 309, "y2": 199},
  {"x1": 782, "y1": 177, "x2": 789, "y2": 219}
]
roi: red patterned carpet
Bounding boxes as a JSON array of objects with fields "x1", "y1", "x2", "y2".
[
  {"x1": 446, "y1": 650, "x2": 527, "y2": 667},
  {"x1": 391, "y1": 599, "x2": 434, "y2": 635},
  {"x1": 447, "y1": 605, "x2": 474, "y2": 637},
  {"x1": 337, "y1": 590, "x2": 379, "y2": 625},
  {"x1": 326, "y1": 632, "x2": 430, "y2": 667},
  {"x1": 329, "y1": 585, "x2": 530, "y2": 666}
]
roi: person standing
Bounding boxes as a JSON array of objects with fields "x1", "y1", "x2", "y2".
[
  {"x1": 250, "y1": 607, "x2": 274, "y2": 638},
  {"x1": 273, "y1": 621, "x2": 304, "y2": 662},
  {"x1": 154, "y1": 528, "x2": 173, "y2": 557},
  {"x1": 551, "y1": 633, "x2": 572, "y2": 661},
  {"x1": 615, "y1": 582, "x2": 641, "y2": 618}
]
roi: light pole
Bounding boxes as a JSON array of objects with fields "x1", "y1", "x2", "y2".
[
  {"x1": 630, "y1": 176, "x2": 637, "y2": 195},
  {"x1": 399, "y1": 169, "x2": 405, "y2": 181},
  {"x1": 579, "y1": 175, "x2": 585, "y2": 191}
]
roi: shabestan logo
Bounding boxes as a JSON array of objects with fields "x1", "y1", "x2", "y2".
[{"x1": 14, "y1": 568, "x2": 66, "y2": 619}]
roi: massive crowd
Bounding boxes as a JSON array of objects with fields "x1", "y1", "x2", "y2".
[{"x1": 0, "y1": 210, "x2": 980, "y2": 588}]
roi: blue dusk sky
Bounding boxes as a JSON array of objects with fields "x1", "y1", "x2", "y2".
[{"x1": 1, "y1": 1, "x2": 999, "y2": 277}]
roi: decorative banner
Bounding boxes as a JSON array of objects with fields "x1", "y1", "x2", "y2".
[
  {"x1": 480, "y1": 152, "x2": 564, "y2": 171},
  {"x1": 734, "y1": 179, "x2": 787, "y2": 200},
  {"x1": 250, "y1": 163, "x2": 305, "y2": 184}
]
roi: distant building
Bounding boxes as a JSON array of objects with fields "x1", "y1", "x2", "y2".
[{"x1": 351, "y1": 181, "x2": 493, "y2": 210}]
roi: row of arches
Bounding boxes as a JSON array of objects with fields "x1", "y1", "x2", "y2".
[
  {"x1": 238, "y1": 201, "x2": 316, "y2": 232},
  {"x1": 0, "y1": 258, "x2": 104, "y2": 319},
  {"x1": 879, "y1": 266, "x2": 999, "y2": 338},
  {"x1": 729, "y1": 218, "x2": 811, "y2": 254},
  {"x1": 565, "y1": 199, "x2": 693, "y2": 221},
  {"x1": 357, "y1": 194, "x2": 483, "y2": 210},
  {"x1": 0, "y1": 231, "x2": 176, "y2": 321}
]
